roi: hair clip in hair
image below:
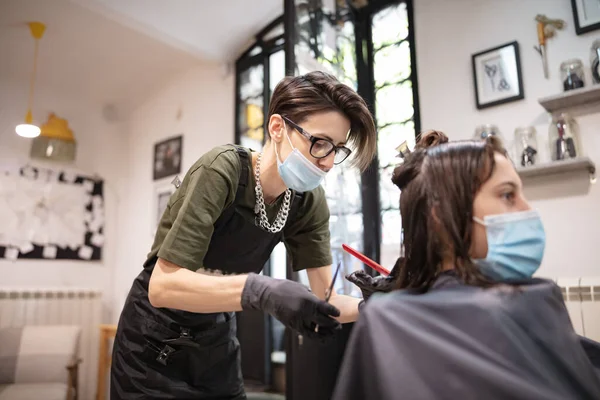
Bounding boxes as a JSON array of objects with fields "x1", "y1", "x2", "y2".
[{"x1": 395, "y1": 141, "x2": 412, "y2": 159}]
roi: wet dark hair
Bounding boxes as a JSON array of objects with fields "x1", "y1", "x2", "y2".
[
  {"x1": 391, "y1": 130, "x2": 508, "y2": 292},
  {"x1": 268, "y1": 71, "x2": 376, "y2": 171}
]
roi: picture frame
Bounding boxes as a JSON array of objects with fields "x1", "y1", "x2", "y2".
[
  {"x1": 152, "y1": 183, "x2": 176, "y2": 235},
  {"x1": 153, "y1": 135, "x2": 183, "y2": 181},
  {"x1": 471, "y1": 41, "x2": 524, "y2": 110},
  {"x1": 571, "y1": 0, "x2": 600, "y2": 35}
]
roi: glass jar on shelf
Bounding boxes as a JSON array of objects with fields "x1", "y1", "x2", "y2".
[
  {"x1": 474, "y1": 124, "x2": 502, "y2": 141},
  {"x1": 591, "y1": 39, "x2": 600, "y2": 84},
  {"x1": 560, "y1": 59, "x2": 585, "y2": 91},
  {"x1": 514, "y1": 126, "x2": 538, "y2": 167},
  {"x1": 548, "y1": 113, "x2": 581, "y2": 161}
]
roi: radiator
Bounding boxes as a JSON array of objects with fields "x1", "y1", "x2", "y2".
[
  {"x1": 0, "y1": 288, "x2": 103, "y2": 400},
  {"x1": 556, "y1": 277, "x2": 600, "y2": 342}
]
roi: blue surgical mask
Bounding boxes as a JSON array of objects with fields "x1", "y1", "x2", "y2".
[
  {"x1": 275, "y1": 124, "x2": 326, "y2": 192},
  {"x1": 472, "y1": 210, "x2": 546, "y2": 281}
]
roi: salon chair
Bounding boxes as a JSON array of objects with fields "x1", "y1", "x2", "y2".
[{"x1": 0, "y1": 325, "x2": 81, "y2": 400}]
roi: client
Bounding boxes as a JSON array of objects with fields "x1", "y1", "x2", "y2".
[{"x1": 335, "y1": 131, "x2": 600, "y2": 400}]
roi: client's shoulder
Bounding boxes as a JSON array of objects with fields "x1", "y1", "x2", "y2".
[{"x1": 361, "y1": 276, "x2": 562, "y2": 326}]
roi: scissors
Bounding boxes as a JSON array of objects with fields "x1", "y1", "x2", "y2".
[
  {"x1": 325, "y1": 261, "x2": 342, "y2": 302},
  {"x1": 315, "y1": 261, "x2": 342, "y2": 333}
]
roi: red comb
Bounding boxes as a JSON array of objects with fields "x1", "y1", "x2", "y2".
[{"x1": 342, "y1": 244, "x2": 390, "y2": 276}]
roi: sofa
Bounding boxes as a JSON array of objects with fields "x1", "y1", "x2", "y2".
[{"x1": 0, "y1": 325, "x2": 81, "y2": 400}]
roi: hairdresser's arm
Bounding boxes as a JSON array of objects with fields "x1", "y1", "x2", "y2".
[
  {"x1": 146, "y1": 161, "x2": 251, "y2": 312},
  {"x1": 307, "y1": 265, "x2": 361, "y2": 324},
  {"x1": 150, "y1": 258, "x2": 342, "y2": 342},
  {"x1": 149, "y1": 258, "x2": 247, "y2": 312}
]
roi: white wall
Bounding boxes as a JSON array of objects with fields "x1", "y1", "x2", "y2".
[
  {"x1": 112, "y1": 64, "x2": 234, "y2": 319},
  {"x1": 0, "y1": 62, "x2": 236, "y2": 322},
  {"x1": 414, "y1": 0, "x2": 600, "y2": 278},
  {"x1": 0, "y1": 78, "x2": 129, "y2": 319}
]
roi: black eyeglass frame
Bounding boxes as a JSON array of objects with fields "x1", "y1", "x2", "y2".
[{"x1": 281, "y1": 116, "x2": 352, "y2": 165}]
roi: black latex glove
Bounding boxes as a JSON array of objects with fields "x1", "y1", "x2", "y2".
[
  {"x1": 346, "y1": 257, "x2": 403, "y2": 302},
  {"x1": 241, "y1": 273, "x2": 341, "y2": 340}
]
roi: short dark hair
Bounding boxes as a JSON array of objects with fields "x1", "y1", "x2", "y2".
[
  {"x1": 391, "y1": 130, "x2": 508, "y2": 291},
  {"x1": 268, "y1": 71, "x2": 376, "y2": 171}
]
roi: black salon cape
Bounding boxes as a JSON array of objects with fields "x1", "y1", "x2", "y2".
[{"x1": 333, "y1": 273, "x2": 600, "y2": 400}]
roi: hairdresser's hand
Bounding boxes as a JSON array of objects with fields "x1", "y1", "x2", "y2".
[
  {"x1": 346, "y1": 257, "x2": 403, "y2": 302},
  {"x1": 241, "y1": 274, "x2": 341, "y2": 340}
]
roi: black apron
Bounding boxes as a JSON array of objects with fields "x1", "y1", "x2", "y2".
[{"x1": 110, "y1": 147, "x2": 303, "y2": 399}]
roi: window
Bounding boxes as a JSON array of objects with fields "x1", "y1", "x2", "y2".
[
  {"x1": 235, "y1": 0, "x2": 419, "y2": 385},
  {"x1": 234, "y1": 17, "x2": 287, "y2": 382},
  {"x1": 235, "y1": 17, "x2": 286, "y2": 152},
  {"x1": 237, "y1": 64, "x2": 265, "y2": 150},
  {"x1": 235, "y1": 19, "x2": 287, "y2": 282},
  {"x1": 283, "y1": 0, "x2": 419, "y2": 280},
  {"x1": 371, "y1": 2, "x2": 417, "y2": 268},
  {"x1": 290, "y1": 0, "x2": 363, "y2": 296}
]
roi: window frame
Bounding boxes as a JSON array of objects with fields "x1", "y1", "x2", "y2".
[
  {"x1": 234, "y1": 16, "x2": 285, "y2": 147},
  {"x1": 238, "y1": 1, "x2": 421, "y2": 272},
  {"x1": 357, "y1": 0, "x2": 421, "y2": 271}
]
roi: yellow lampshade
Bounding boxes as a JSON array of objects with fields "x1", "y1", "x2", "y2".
[{"x1": 40, "y1": 113, "x2": 75, "y2": 142}]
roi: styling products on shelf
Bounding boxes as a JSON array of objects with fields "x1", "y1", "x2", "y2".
[
  {"x1": 548, "y1": 113, "x2": 581, "y2": 161},
  {"x1": 514, "y1": 126, "x2": 538, "y2": 167},
  {"x1": 560, "y1": 59, "x2": 585, "y2": 91},
  {"x1": 591, "y1": 39, "x2": 600, "y2": 84}
]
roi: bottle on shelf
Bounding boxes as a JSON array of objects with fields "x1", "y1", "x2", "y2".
[
  {"x1": 591, "y1": 39, "x2": 600, "y2": 84},
  {"x1": 548, "y1": 113, "x2": 581, "y2": 161},
  {"x1": 514, "y1": 126, "x2": 538, "y2": 167},
  {"x1": 560, "y1": 59, "x2": 585, "y2": 91}
]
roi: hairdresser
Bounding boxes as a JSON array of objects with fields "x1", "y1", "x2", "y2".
[{"x1": 110, "y1": 71, "x2": 377, "y2": 399}]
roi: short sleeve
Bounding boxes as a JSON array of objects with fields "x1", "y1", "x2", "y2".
[
  {"x1": 158, "y1": 165, "x2": 236, "y2": 271},
  {"x1": 283, "y1": 186, "x2": 332, "y2": 271}
]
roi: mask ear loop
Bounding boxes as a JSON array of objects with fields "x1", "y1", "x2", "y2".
[
  {"x1": 274, "y1": 119, "x2": 295, "y2": 163},
  {"x1": 472, "y1": 216, "x2": 486, "y2": 225},
  {"x1": 274, "y1": 119, "x2": 286, "y2": 163}
]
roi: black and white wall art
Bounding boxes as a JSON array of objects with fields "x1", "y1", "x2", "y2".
[{"x1": 472, "y1": 41, "x2": 524, "y2": 110}]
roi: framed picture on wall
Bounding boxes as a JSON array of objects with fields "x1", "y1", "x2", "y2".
[
  {"x1": 152, "y1": 183, "x2": 176, "y2": 235},
  {"x1": 471, "y1": 41, "x2": 524, "y2": 110},
  {"x1": 153, "y1": 135, "x2": 183, "y2": 181},
  {"x1": 571, "y1": 0, "x2": 600, "y2": 35}
]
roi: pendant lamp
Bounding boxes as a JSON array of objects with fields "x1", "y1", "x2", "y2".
[
  {"x1": 16, "y1": 22, "x2": 46, "y2": 138},
  {"x1": 30, "y1": 113, "x2": 77, "y2": 162}
]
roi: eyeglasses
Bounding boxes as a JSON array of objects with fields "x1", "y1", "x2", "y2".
[{"x1": 282, "y1": 116, "x2": 352, "y2": 165}]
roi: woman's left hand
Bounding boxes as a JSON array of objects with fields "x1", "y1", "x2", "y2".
[
  {"x1": 345, "y1": 271, "x2": 396, "y2": 301},
  {"x1": 345, "y1": 257, "x2": 403, "y2": 301}
]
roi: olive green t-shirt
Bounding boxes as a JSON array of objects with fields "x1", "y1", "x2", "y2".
[{"x1": 145, "y1": 145, "x2": 332, "y2": 273}]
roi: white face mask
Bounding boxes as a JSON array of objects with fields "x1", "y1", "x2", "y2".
[{"x1": 274, "y1": 124, "x2": 326, "y2": 192}]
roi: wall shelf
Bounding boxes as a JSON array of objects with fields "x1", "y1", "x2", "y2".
[
  {"x1": 538, "y1": 85, "x2": 600, "y2": 115},
  {"x1": 517, "y1": 157, "x2": 596, "y2": 179}
]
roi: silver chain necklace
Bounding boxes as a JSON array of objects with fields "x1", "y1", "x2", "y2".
[{"x1": 254, "y1": 152, "x2": 291, "y2": 233}]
